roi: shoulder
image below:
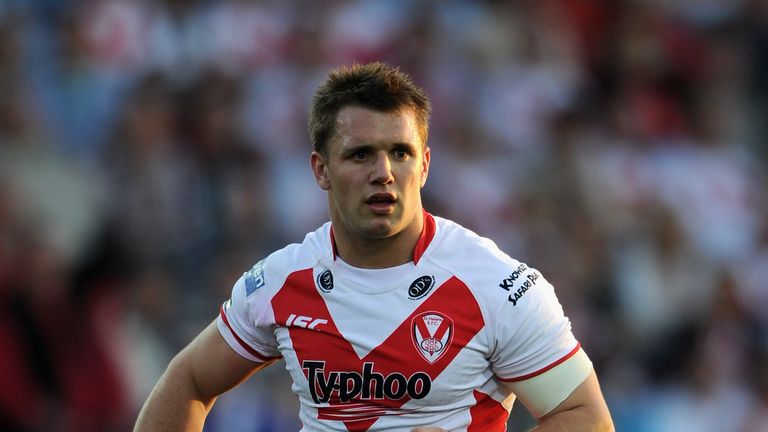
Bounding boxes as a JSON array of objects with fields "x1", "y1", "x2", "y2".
[
  {"x1": 425, "y1": 216, "x2": 548, "y2": 307},
  {"x1": 428, "y1": 217, "x2": 522, "y2": 282},
  {"x1": 243, "y1": 222, "x2": 332, "y2": 297}
]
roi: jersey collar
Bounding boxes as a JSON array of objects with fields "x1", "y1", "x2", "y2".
[{"x1": 329, "y1": 210, "x2": 436, "y2": 265}]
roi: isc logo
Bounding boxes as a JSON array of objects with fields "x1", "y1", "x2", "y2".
[{"x1": 286, "y1": 314, "x2": 328, "y2": 330}]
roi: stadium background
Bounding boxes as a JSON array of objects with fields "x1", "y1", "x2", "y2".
[{"x1": 0, "y1": 1, "x2": 766, "y2": 431}]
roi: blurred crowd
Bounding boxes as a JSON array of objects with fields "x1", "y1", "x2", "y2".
[{"x1": 0, "y1": 0, "x2": 766, "y2": 431}]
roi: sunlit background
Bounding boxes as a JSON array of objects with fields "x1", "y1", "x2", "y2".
[{"x1": 0, "y1": 1, "x2": 766, "y2": 431}]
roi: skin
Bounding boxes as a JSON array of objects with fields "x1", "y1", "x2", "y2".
[
  {"x1": 134, "y1": 322, "x2": 270, "y2": 431},
  {"x1": 526, "y1": 371, "x2": 614, "y2": 431},
  {"x1": 310, "y1": 105, "x2": 430, "y2": 268},
  {"x1": 135, "y1": 105, "x2": 613, "y2": 432}
]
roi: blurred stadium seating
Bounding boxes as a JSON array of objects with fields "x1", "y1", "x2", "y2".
[{"x1": 0, "y1": 1, "x2": 766, "y2": 431}]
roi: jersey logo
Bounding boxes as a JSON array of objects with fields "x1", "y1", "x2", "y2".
[
  {"x1": 286, "y1": 314, "x2": 328, "y2": 330},
  {"x1": 411, "y1": 311, "x2": 453, "y2": 364},
  {"x1": 302, "y1": 360, "x2": 431, "y2": 403},
  {"x1": 317, "y1": 269, "x2": 334, "y2": 292},
  {"x1": 498, "y1": 263, "x2": 540, "y2": 305},
  {"x1": 407, "y1": 275, "x2": 434, "y2": 300},
  {"x1": 244, "y1": 260, "x2": 266, "y2": 296},
  {"x1": 498, "y1": 263, "x2": 528, "y2": 291}
]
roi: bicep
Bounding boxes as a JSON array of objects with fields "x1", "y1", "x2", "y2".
[
  {"x1": 176, "y1": 319, "x2": 274, "y2": 401},
  {"x1": 534, "y1": 370, "x2": 615, "y2": 430},
  {"x1": 539, "y1": 370, "x2": 609, "y2": 420},
  {"x1": 502, "y1": 346, "x2": 593, "y2": 418}
]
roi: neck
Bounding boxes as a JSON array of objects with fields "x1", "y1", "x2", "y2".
[{"x1": 332, "y1": 214, "x2": 424, "y2": 269}]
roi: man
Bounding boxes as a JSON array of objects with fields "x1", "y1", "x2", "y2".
[{"x1": 135, "y1": 62, "x2": 614, "y2": 432}]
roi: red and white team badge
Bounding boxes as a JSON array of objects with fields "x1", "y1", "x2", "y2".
[{"x1": 411, "y1": 311, "x2": 454, "y2": 364}]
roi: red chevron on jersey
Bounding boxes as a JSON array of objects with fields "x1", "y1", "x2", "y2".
[
  {"x1": 271, "y1": 271, "x2": 484, "y2": 432},
  {"x1": 467, "y1": 390, "x2": 508, "y2": 431}
]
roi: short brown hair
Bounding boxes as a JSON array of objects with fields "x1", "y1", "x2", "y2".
[{"x1": 308, "y1": 62, "x2": 431, "y2": 155}]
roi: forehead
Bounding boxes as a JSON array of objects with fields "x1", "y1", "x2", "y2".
[{"x1": 330, "y1": 106, "x2": 421, "y2": 152}]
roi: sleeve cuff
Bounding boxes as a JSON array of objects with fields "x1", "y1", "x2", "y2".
[
  {"x1": 501, "y1": 346, "x2": 593, "y2": 418},
  {"x1": 217, "y1": 307, "x2": 282, "y2": 363}
]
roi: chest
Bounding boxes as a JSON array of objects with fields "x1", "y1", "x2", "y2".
[{"x1": 269, "y1": 268, "x2": 491, "y2": 409}]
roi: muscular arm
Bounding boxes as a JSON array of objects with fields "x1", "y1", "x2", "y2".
[
  {"x1": 409, "y1": 371, "x2": 611, "y2": 432},
  {"x1": 529, "y1": 371, "x2": 614, "y2": 432},
  {"x1": 134, "y1": 320, "x2": 273, "y2": 431}
]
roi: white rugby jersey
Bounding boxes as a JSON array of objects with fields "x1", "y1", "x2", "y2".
[{"x1": 218, "y1": 212, "x2": 592, "y2": 432}]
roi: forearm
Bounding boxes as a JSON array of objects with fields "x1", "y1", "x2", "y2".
[
  {"x1": 134, "y1": 357, "x2": 216, "y2": 431},
  {"x1": 134, "y1": 320, "x2": 267, "y2": 431}
]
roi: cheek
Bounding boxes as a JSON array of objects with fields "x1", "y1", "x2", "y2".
[
  {"x1": 328, "y1": 172, "x2": 353, "y2": 199},
  {"x1": 399, "y1": 172, "x2": 424, "y2": 195}
]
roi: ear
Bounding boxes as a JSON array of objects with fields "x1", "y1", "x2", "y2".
[
  {"x1": 420, "y1": 146, "x2": 431, "y2": 188},
  {"x1": 310, "y1": 151, "x2": 331, "y2": 190}
]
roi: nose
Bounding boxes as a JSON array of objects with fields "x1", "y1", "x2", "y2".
[{"x1": 370, "y1": 151, "x2": 394, "y2": 184}]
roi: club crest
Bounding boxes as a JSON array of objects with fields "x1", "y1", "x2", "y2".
[{"x1": 411, "y1": 311, "x2": 453, "y2": 364}]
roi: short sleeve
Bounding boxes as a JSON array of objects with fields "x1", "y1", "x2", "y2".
[
  {"x1": 217, "y1": 262, "x2": 282, "y2": 363},
  {"x1": 490, "y1": 265, "x2": 592, "y2": 415}
]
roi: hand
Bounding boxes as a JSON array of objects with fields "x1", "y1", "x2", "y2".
[{"x1": 410, "y1": 428, "x2": 447, "y2": 432}]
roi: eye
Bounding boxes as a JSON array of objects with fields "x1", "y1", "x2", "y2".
[
  {"x1": 352, "y1": 150, "x2": 369, "y2": 161},
  {"x1": 393, "y1": 149, "x2": 409, "y2": 160}
]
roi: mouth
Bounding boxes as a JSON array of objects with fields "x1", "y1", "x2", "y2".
[{"x1": 365, "y1": 193, "x2": 397, "y2": 214}]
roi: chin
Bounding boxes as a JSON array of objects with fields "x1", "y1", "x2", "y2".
[
  {"x1": 362, "y1": 219, "x2": 399, "y2": 239},
  {"x1": 366, "y1": 226, "x2": 397, "y2": 239}
]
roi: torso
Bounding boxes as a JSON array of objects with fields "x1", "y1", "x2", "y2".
[{"x1": 218, "y1": 213, "x2": 577, "y2": 432}]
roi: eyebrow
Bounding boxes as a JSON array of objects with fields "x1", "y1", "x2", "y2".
[
  {"x1": 340, "y1": 143, "x2": 374, "y2": 156},
  {"x1": 341, "y1": 142, "x2": 418, "y2": 156}
]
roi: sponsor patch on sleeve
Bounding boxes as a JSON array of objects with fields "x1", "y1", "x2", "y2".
[
  {"x1": 498, "y1": 263, "x2": 540, "y2": 306},
  {"x1": 244, "y1": 260, "x2": 266, "y2": 296}
]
